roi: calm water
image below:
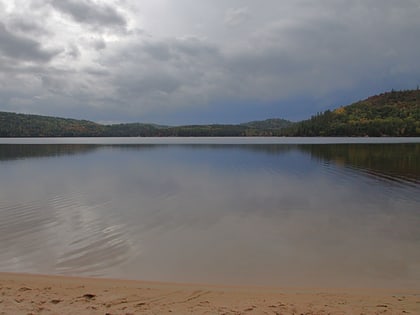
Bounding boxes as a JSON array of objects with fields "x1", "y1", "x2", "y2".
[{"x1": 0, "y1": 138, "x2": 419, "y2": 289}]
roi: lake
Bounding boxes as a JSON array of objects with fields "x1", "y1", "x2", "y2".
[{"x1": 0, "y1": 137, "x2": 419, "y2": 289}]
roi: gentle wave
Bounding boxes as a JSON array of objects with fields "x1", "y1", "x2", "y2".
[
  {"x1": 0, "y1": 191, "x2": 135, "y2": 277},
  {"x1": 1, "y1": 143, "x2": 419, "y2": 287}
]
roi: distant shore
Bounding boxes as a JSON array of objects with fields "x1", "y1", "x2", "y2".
[
  {"x1": 1, "y1": 272, "x2": 419, "y2": 314},
  {"x1": 2, "y1": 90, "x2": 420, "y2": 137}
]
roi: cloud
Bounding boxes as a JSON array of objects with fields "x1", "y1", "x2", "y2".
[
  {"x1": 0, "y1": 22, "x2": 58, "y2": 63},
  {"x1": 98, "y1": 36, "x2": 224, "y2": 116},
  {"x1": 224, "y1": 7, "x2": 250, "y2": 27},
  {"x1": 92, "y1": 38, "x2": 106, "y2": 50},
  {"x1": 66, "y1": 43, "x2": 80, "y2": 59},
  {"x1": 8, "y1": 17, "x2": 50, "y2": 36},
  {"x1": 49, "y1": 0, "x2": 126, "y2": 29},
  {"x1": 1, "y1": 0, "x2": 420, "y2": 123}
]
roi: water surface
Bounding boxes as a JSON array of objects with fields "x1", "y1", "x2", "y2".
[{"x1": 0, "y1": 138, "x2": 419, "y2": 288}]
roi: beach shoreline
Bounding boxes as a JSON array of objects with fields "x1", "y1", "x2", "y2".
[{"x1": 1, "y1": 272, "x2": 419, "y2": 314}]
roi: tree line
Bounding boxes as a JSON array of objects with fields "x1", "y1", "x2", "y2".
[{"x1": 1, "y1": 89, "x2": 419, "y2": 137}]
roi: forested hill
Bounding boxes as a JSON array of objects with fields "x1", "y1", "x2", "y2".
[
  {"x1": 282, "y1": 89, "x2": 420, "y2": 136},
  {"x1": 0, "y1": 112, "x2": 104, "y2": 137},
  {"x1": 1, "y1": 89, "x2": 419, "y2": 137},
  {"x1": 0, "y1": 112, "x2": 292, "y2": 137}
]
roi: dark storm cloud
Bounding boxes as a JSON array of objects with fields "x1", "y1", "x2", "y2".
[
  {"x1": 84, "y1": 66, "x2": 109, "y2": 76},
  {"x1": 224, "y1": 7, "x2": 250, "y2": 27},
  {"x1": 103, "y1": 37, "x2": 224, "y2": 113},
  {"x1": 8, "y1": 17, "x2": 50, "y2": 36},
  {"x1": 141, "y1": 41, "x2": 172, "y2": 61},
  {"x1": 116, "y1": 73, "x2": 181, "y2": 99},
  {"x1": 92, "y1": 38, "x2": 106, "y2": 51},
  {"x1": 96, "y1": 0, "x2": 420, "y2": 122},
  {"x1": 66, "y1": 44, "x2": 80, "y2": 59},
  {"x1": 0, "y1": 22, "x2": 58, "y2": 62},
  {"x1": 140, "y1": 37, "x2": 220, "y2": 61},
  {"x1": 172, "y1": 37, "x2": 220, "y2": 57},
  {"x1": 50, "y1": 0, "x2": 126, "y2": 28},
  {"x1": 1, "y1": 0, "x2": 420, "y2": 124}
]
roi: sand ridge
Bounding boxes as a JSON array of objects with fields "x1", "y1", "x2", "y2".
[{"x1": 1, "y1": 272, "x2": 419, "y2": 314}]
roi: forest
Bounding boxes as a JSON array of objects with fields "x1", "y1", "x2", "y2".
[
  {"x1": 1, "y1": 89, "x2": 419, "y2": 137},
  {"x1": 280, "y1": 89, "x2": 420, "y2": 137}
]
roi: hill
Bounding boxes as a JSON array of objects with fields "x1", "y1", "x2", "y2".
[
  {"x1": 240, "y1": 118, "x2": 292, "y2": 130},
  {"x1": 282, "y1": 89, "x2": 420, "y2": 136},
  {"x1": 159, "y1": 118, "x2": 293, "y2": 137},
  {"x1": 0, "y1": 112, "x2": 104, "y2": 137},
  {"x1": 0, "y1": 112, "x2": 292, "y2": 137},
  {"x1": 1, "y1": 89, "x2": 419, "y2": 137}
]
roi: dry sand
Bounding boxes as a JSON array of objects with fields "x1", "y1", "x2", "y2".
[{"x1": 0, "y1": 272, "x2": 419, "y2": 315}]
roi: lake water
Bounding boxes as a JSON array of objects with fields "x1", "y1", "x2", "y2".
[{"x1": 0, "y1": 138, "x2": 419, "y2": 289}]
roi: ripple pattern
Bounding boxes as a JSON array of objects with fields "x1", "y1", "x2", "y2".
[{"x1": 0, "y1": 190, "x2": 136, "y2": 277}]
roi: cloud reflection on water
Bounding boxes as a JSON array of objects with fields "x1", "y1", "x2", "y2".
[{"x1": 0, "y1": 143, "x2": 419, "y2": 288}]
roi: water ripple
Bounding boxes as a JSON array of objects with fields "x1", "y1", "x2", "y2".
[
  {"x1": 1, "y1": 143, "x2": 419, "y2": 288},
  {"x1": 0, "y1": 191, "x2": 135, "y2": 277}
]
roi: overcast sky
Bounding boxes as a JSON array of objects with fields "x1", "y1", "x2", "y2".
[{"x1": 0, "y1": 0, "x2": 419, "y2": 124}]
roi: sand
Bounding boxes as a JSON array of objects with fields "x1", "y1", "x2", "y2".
[{"x1": 0, "y1": 272, "x2": 419, "y2": 315}]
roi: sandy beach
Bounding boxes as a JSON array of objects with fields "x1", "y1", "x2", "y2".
[{"x1": 0, "y1": 272, "x2": 419, "y2": 314}]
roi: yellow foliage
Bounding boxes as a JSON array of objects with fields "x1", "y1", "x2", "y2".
[{"x1": 334, "y1": 107, "x2": 346, "y2": 114}]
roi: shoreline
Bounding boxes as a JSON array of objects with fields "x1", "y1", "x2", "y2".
[{"x1": 1, "y1": 272, "x2": 419, "y2": 314}]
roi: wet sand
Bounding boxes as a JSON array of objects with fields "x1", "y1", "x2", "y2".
[{"x1": 1, "y1": 272, "x2": 419, "y2": 314}]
